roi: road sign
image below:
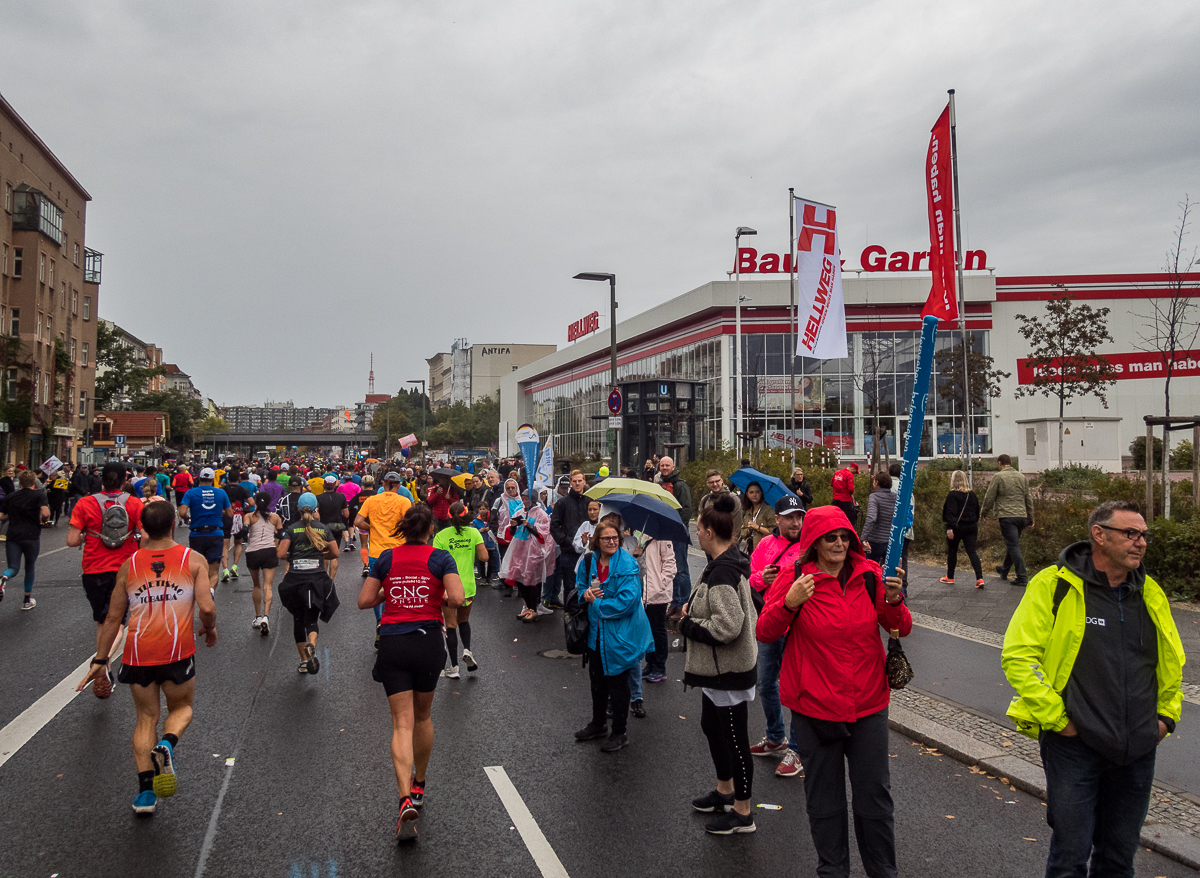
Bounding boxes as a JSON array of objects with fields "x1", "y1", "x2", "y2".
[
  {"x1": 608, "y1": 416, "x2": 623, "y2": 430},
  {"x1": 114, "y1": 435, "x2": 127, "y2": 447},
  {"x1": 608, "y1": 388, "x2": 622, "y2": 416}
]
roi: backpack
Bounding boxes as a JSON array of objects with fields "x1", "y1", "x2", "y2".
[
  {"x1": 563, "y1": 553, "x2": 593, "y2": 655},
  {"x1": 90, "y1": 493, "x2": 132, "y2": 549}
]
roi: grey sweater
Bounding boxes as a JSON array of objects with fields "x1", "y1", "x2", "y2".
[
  {"x1": 680, "y1": 548, "x2": 759, "y2": 690},
  {"x1": 862, "y1": 488, "x2": 897, "y2": 545}
]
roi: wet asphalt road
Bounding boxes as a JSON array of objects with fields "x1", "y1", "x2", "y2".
[{"x1": 0, "y1": 530, "x2": 1193, "y2": 877}]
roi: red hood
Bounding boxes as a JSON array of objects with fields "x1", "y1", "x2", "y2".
[{"x1": 799, "y1": 505, "x2": 864, "y2": 560}]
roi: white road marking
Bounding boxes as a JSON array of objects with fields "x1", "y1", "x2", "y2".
[
  {"x1": 0, "y1": 632, "x2": 125, "y2": 769},
  {"x1": 485, "y1": 766, "x2": 570, "y2": 878}
]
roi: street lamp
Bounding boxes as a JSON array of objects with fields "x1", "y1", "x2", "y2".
[
  {"x1": 573, "y1": 272, "x2": 619, "y2": 476},
  {"x1": 407, "y1": 379, "x2": 426, "y2": 466},
  {"x1": 735, "y1": 227, "x2": 756, "y2": 450}
]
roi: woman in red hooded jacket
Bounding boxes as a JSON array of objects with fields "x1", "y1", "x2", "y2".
[{"x1": 756, "y1": 505, "x2": 910, "y2": 878}]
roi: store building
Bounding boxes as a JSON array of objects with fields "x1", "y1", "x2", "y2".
[
  {"x1": 500, "y1": 266, "x2": 1200, "y2": 471},
  {"x1": 427, "y1": 339, "x2": 557, "y2": 409}
]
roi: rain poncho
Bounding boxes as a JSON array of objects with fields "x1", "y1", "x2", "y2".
[{"x1": 498, "y1": 485, "x2": 555, "y2": 586}]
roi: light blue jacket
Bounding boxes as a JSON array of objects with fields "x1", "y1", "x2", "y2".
[{"x1": 576, "y1": 548, "x2": 655, "y2": 676}]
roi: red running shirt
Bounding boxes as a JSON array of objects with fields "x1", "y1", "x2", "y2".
[
  {"x1": 121, "y1": 544, "x2": 197, "y2": 667},
  {"x1": 375, "y1": 544, "x2": 458, "y2": 625}
]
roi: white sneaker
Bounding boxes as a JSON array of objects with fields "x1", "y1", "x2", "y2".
[
  {"x1": 21, "y1": 597, "x2": 35, "y2": 611},
  {"x1": 252, "y1": 616, "x2": 263, "y2": 630},
  {"x1": 462, "y1": 649, "x2": 478, "y2": 672},
  {"x1": 535, "y1": 603, "x2": 554, "y2": 616},
  {"x1": 441, "y1": 666, "x2": 460, "y2": 680}
]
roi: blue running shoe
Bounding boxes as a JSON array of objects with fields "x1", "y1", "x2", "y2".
[
  {"x1": 151, "y1": 741, "x2": 176, "y2": 798},
  {"x1": 133, "y1": 789, "x2": 157, "y2": 815}
]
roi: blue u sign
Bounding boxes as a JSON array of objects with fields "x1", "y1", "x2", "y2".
[{"x1": 659, "y1": 383, "x2": 669, "y2": 396}]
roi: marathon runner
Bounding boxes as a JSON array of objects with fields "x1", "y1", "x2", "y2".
[
  {"x1": 431, "y1": 501, "x2": 487, "y2": 677},
  {"x1": 358, "y1": 504, "x2": 464, "y2": 842},
  {"x1": 67, "y1": 461, "x2": 145, "y2": 698},
  {"x1": 177, "y1": 467, "x2": 231, "y2": 594},
  {"x1": 243, "y1": 491, "x2": 281, "y2": 635},
  {"x1": 75, "y1": 500, "x2": 216, "y2": 816},
  {"x1": 315, "y1": 474, "x2": 349, "y2": 578},
  {"x1": 220, "y1": 468, "x2": 252, "y2": 583},
  {"x1": 277, "y1": 494, "x2": 339, "y2": 675},
  {"x1": 346, "y1": 474, "x2": 373, "y2": 560},
  {"x1": 354, "y1": 472, "x2": 411, "y2": 614}
]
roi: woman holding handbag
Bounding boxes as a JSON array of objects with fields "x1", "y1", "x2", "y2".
[
  {"x1": 681, "y1": 493, "x2": 760, "y2": 835},
  {"x1": 572, "y1": 521, "x2": 654, "y2": 753},
  {"x1": 940, "y1": 470, "x2": 984, "y2": 588},
  {"x1": 756, "y1": 506, "x2": 910, "y2": 878}
]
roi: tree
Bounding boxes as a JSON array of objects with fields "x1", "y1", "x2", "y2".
[
  {"x1": 1014, "y1": 292, "x2": 1117, "y2": 468},
  {"x1": 1135, "y1": 195, "x2": 1200, "y2": 518},
  {"x1": 95, "y1": 321, "x2": 164, "y2": 411},
  {"x1": 131, "y1": 389, "x2": 204, "y2": 447},
  {"x1": 195, "y1": 415, "x2": 231, "y2": 437},
  {"x1": 934, "y1": 337, "x2": 1010, "y2": 457}
]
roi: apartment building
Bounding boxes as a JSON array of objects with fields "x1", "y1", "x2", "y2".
[{"x1": 0, "y1": 91, "x2": 100, "y2": 465}]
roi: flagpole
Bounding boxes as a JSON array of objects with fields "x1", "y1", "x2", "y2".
[
  {"x1": 948, "y1": 88, "x2": 973, "y2": 489},
  {"x1": 789, "y1": 188, "x2": 797, "y2": 472}
]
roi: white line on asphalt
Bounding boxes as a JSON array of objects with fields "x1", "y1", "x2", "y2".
[
  {"x1": 484, "y1": 766, "x2": 570, "y2": 878},
  {"x1": 0, "y1": 631, "x2": 125, "y2": 770},
  {"x1": 39, "y1": 545, "x2": 72, "y2": 557}
]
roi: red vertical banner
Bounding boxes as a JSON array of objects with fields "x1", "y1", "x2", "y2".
[{"x1": 922, "y1": 105, "x2": 957, "y2": 321}]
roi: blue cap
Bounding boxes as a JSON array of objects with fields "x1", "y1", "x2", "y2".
[{"x1": 298, "y1": 492, "x2": 318, "y2": 511}]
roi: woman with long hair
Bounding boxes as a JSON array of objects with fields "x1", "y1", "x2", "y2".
[
  {"x1": 276, "y1": 493, "x2": 339, "y2": 674},
  {"x1": 359, "y1": 504, "x2": 464, "y2": 842},
  {"x1": 573, "y1": 520, "x2": 654, "y2": 753},
  {"x1": 941, "y1": 469, "x2": 984, "y2": 588},
  {"x1": 244, "y1": 491, "x2": 282, "y2": 635},
  {"x1": 757, "y1": 506, "x2": 910, "y2": 876},
  {"x1": 738, "y1": 482, "x2": 775, "y2": 555},
  {"x1": 432, "y1": 501, "x2": 488, "y2": 678},
  {"x1": 0, "y1": 469, "x2": 50, "y2": 610},
  {"x1": 681, "y1": 493, "x2": 759, "y2": 834}
]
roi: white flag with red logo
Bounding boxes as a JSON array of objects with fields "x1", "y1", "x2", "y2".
[{"x1": 793, "y1": 198, "x2": 847, "y2": 359}]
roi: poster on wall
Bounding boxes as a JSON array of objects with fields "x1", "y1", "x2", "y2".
[{"x1": 756, "y1": 376, "x2": 824, "y2": 413}]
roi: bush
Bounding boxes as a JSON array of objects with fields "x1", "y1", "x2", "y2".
[
  {"x1": 1171, "y1": 439, "x2": 1196, "y2": 472},
  {"x1": 1034, "y1": 464, "x2": 1108, "y2": 492},
  {"x1": 1145, "y1": 516, "x2": 1200, "y2": 600},
  {"x1": 1130, "y1": 435, "x2": 1164, "y2": 469}
]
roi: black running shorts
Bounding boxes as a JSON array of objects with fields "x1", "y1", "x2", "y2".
[
  {"x1": 118, "y1": 655, "x2": 196, "y2": 687},
  {"x1": 245, "y1": 547, "x2": 279, "y2": 570},
  {"x1": 373, "y1": 628, "x2": 446, "y2": 696},
  {"x1": 82, "y1": 571, "x2": 119, "y2": 623},
  {"x1": 189, "y1": 533, "x2": 224, "y2": 563}
]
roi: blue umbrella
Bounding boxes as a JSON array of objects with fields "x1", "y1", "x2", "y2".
[
  {"x1": 596, "y1": 493, "x2": 692, "y2": 545},
  {"x1": 728, "y1": 467, "x2": 799, "y2": 509}
]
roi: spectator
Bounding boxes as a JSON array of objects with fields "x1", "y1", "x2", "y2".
[
  {"x1": 637, "y1": 535, "x2": 676, "y2": 685},
  {"x1": 738, "y1": 482, "x2": 775, "y2": 555},
  {"x1": 1002, "y1": 500, "x2": 1183, "y2": 877},
  {"x1": 941, "y1": 470, "x2": 983, "y2": 588},
  {"x1": 859, "y1": 471, "x2": 896, "y2": 569},
  {"x1": 548, "y1": 470, "x2": 590, "y2": 611},
  {"x1": 981, "y1": 453, "x2": 1034, "y2": 587},
  {"x1": 830, "y1": 461, "x2": 859, "y2": 526},
  {"x1": 887, "y1": 462, "x2": 914, "y2": 580},
  {"x1": 789, "y1": 467, "x2": 813, "y2": 508},
  {"x1": 699, "y1": 468, "x2": 743, "y2": 540},
  {"x1": 658, "y1": 456, "x2": 693, "y2": 622}
]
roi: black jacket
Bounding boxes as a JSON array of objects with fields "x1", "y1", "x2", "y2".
[
  {"x1": 789, "y1": 478, "x2": 813, "y2": 508},
  {"x1": 659, "y1": 471, "x2": 693, "y2": 523},
  {"x1": 1058, "y1": 541, "x2": 1160, "y2": 765},
  {"x1": 942, "y1": 491, "x2": 980, "y2": 529},
  {"x1": 549, "y1": 489, "x2": 590, "y2": 556}
]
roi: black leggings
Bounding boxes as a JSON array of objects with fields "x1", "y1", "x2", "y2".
[
  {"x1": 519, "y1": 584, "x2": 540, "y2": 611},
  {"x1": 700, "y1": 695, "x2": 753, "y2": 801},
  {"x1": 292, "y1": 605, "x2": 320, "y2": 644},
  {"x1": 947, "y1": 526, "x2": 983, "y2": 580}
]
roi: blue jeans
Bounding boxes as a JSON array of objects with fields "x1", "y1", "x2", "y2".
[
  {"x1": 5, "y1": 538, "x2": 39, "y2": 594},
  {"x1": 670, "y1": 539, "x2": 692, "y2": 609},
  {"x1": 757, "y1": 636, "x2": 799, "y2": 749},
  {"x1": 1040, "y1": 732, "x2": 1156, "y2": 878},
  {"x1": 998, "y1": 517, "x2": 1029, "y2": 583},
  {"x1": 628, "y1": 667, "x2": 642, "y2": 702}
]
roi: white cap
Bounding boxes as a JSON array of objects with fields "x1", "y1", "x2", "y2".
[
  {"x1": 280, "y1": 463, "x2": 290, "y2": 470},
  {"x1": 199, "y1": 467, "x2": 215, "y2": 479}
]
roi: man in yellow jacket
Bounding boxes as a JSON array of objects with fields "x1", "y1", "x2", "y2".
[{"x1": 1002, "y1": 500, "x2": 1184, "y2": 877}]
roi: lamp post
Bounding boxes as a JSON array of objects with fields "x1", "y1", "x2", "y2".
[
  {"x1": 735, "y1": 227, "x2": 756, "y2": 453},
  {"x1": 406, "y1": 379, "x2": 426, "y2": 466},
  {"x1": 573, "y1": 272, "x2": 619, "y2": 476}
]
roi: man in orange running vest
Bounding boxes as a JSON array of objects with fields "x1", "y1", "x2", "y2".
[{"x1": 78, "y1": 500, "x2": 216, "y2": 817}]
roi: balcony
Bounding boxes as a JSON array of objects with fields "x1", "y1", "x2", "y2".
[
  {"x1": 84, "y1": 249, "x2": 103, "y2": 285},
  {"x1": 11, "y1": 186, "x2": 64, "y2": 245}
]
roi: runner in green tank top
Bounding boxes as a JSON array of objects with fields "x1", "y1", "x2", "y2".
[{"x1": 431, "y1": 502, "x2": 488, "y2": 678}]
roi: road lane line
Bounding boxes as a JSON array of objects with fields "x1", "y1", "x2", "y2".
[
  {"x1": 0, "y1": 631, "x2": 126, "y2": 770},
  {"x1": 484, "y1": 766, "x2": 570, "y2": 878}
]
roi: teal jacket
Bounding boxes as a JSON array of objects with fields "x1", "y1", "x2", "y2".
[{"x1": 576, "y1": 548, "x2": 654, "y2": 676}]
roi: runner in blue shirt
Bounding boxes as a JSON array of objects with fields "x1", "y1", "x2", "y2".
[{"x1": 178, "y1": 467, "x2": 231, "y2": 591}]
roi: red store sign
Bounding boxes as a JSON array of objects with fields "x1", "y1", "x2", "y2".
[
  {"x1": 568, "y1": 311, "x2": 600, "y2": 342},
  {"x1": 1016, "y1": 349, "x2": 1200, "y2": 384},
  {"x1": 737, "y1": 246, "x2": 988, "y2": 273}
]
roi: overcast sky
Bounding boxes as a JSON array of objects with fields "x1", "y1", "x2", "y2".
[{"x1": 3, "y1": 0, "x2": 1197, "y2": 407}]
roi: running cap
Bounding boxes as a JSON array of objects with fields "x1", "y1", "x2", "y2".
[
  {"x1": 324, "y1": 475, "x2": 337, "y2": 484},
  {"x1": 199, "y1": 467, "x2": 215, "y2": 479},
  {"x1": 280, "y1": 463, "x2": 290, "y2": 471},
  {"x1": 298, "y1": 492, "x2": 318, "y2": 511},
  {"x1": 384, "y1": 471, "x2": 402, "y2": 483},
  {"x1": 774, "y1": 494, "x2": 805, "y2": 517},
  {"x1": 288, "y1": 475, "x2": 305, "y2": 488}
]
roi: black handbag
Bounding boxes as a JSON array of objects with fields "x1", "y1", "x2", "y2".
[
  {"x1": 865, "y1": 571, "x2": 914, "y2": 690},
  {"x1": 563, "y1": 554, "x2": 592, "y2": 655}
]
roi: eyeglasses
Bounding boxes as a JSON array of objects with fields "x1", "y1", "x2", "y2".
[
  {"x1": 1097, "y1": 524, "x2": 1152, "y2": 545},
  {"x1": 821, "y1": 531, "x2": 853, "y2": 544},
  {"x1": 598, "y1": 536, "x2": 621, "y2": 543}
]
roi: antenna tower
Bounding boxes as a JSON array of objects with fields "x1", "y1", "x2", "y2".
[{"x1": 368, "y1": 353, "x2": 375, "y2": 395}]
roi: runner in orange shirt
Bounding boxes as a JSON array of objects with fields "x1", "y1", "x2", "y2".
[{"x1": 78, "y1": 500, "x2": 216, "y2": 817}]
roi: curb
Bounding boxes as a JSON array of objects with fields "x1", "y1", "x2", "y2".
[{"x1": 888, "y1": 706, "x2": 1200, "y2": 871}]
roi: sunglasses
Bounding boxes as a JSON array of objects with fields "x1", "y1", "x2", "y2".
[{"x1": 821, "y1": 531, "x2": 853, "y2": 544}]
